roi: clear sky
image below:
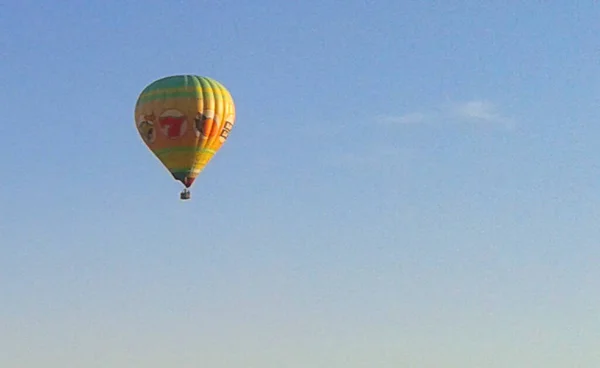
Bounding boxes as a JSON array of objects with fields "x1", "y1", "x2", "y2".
[{"x1": 2, "y1": 1, "x2": 600, "y2": 367}]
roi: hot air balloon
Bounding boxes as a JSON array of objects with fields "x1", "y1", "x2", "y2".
[{"x1": 134, "y1": 75, "x2": 236, "y2": 200}]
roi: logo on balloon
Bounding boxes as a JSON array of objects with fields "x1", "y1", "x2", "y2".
[
  {"x1": 137, "y1": 113, "x2": 157, "y2": 144},
  {"x1": 194, "y1": 110, "x2": 218, "y2": 139},
  {"x1": 159, "y1": 109, "x2": 188, "y2": 139},
  {"x1": 219, "y1": 115, "x2": 235, "y2": 142},
  {"x1": 194, "y1": 112, "x2": 208, "y2": 138}
]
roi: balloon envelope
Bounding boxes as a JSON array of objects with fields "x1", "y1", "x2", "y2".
[{"x1": 134, "y1": 75, "x2": 236, "y2": 188}]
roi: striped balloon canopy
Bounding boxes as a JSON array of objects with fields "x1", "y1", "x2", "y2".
[{"x1": 134, "y1": 75, "x2": 236, "y2": 199}]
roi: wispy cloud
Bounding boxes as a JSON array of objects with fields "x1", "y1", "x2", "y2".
[
  {"x1": 325, "y1": 99, "x2": 516, "y2": 171},
  {"x1": 377, "y1": 100, "x2": 516, "y2": 129},
  {"x1": 378, "y1": 112, "x2": 428, "y2": 125},
  {"x1": 451, "y1": 100, "x2": 515, "y2": 127}
]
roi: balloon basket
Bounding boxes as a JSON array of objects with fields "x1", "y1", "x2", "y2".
[{"x1": 180, "y1": 189, "x2": 191, "y2": 200}]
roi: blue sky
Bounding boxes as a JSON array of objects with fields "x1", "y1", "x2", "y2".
[{"x1": 2, "y1": 1, "x2": 600, "y2": 366}]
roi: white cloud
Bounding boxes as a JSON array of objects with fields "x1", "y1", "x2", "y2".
[
  {"x1": 379, "y1": 100, "x2": 516, "y2": 129},
  {"x1": 377, "y1": 112, "x2": 428, "y2": 125},
  {"x1": 325, "y1": 99, "x2": 516, "y2": 171},
  {"x1": 452, "y1": 100, "x2": 515, "y2": 127}
]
